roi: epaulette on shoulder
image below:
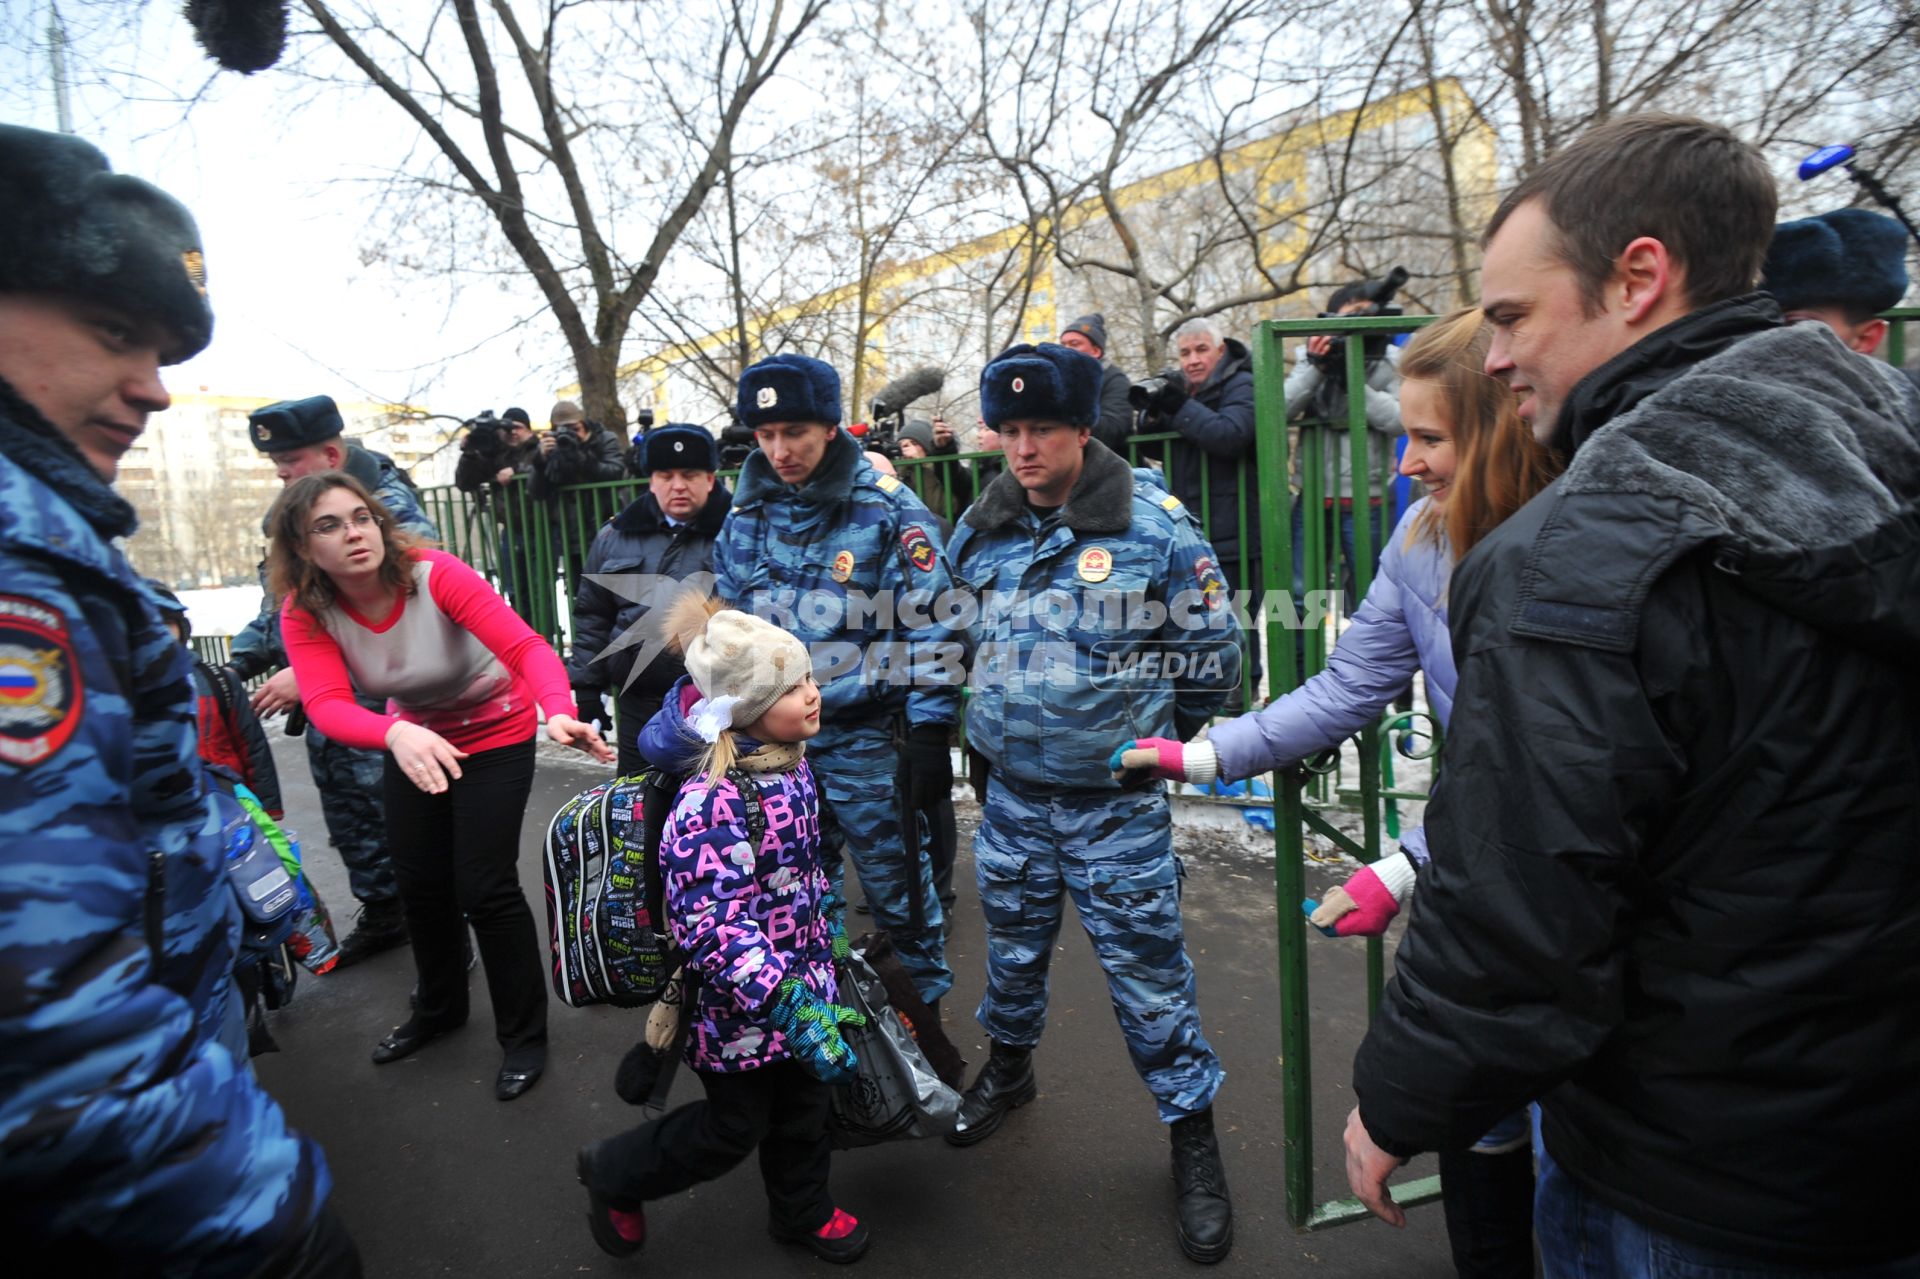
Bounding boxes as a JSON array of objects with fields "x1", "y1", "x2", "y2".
[
  {"x1": 875, "y1": 474, "x2": 904, "y2": 495},
  {"x1": 1132, "y1": 474, "x2": 1200, "y2": 534}
]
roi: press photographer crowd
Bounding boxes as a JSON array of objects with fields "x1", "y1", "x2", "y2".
[{"x1": 5, "y1": 106, "x2": 1919, "y2": 1279}]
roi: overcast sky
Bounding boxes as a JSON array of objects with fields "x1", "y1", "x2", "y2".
[{"x1": 1, "y1": 0, "x2": 562, "y2": 431}]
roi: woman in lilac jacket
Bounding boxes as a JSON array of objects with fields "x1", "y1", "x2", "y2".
[
  {"x1": 1114, "y1": 308, "x2": 1559, "y2": 928},
  {"x1": 1111, "y1": 307, "x2": 1561, "y2": 1278}
]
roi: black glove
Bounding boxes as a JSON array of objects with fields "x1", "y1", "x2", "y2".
[
  {"x1": 223, "y1": 653, "x2": 266, "y2": 683},
  {"x1": 572, "y1": 685, "x2": 609, "y2": 732},
  {"x1": 1151, "y1": 368, "x2": 1189, "y2": 417},
  {"x1": 900, "y1": 723, "x2": 954, "y2": 811}
]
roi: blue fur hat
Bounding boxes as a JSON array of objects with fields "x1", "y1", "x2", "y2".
[
  {"x1": 736, "y1": 353, "x2": 841, "y2": 428},
  {"x1": 640, "y1": 423, "x2": 718, "y2": 473},
  {"x1": 248, "y1": 395, "x2": 345, "y2": 453},
  {"x1": 979, "y1": 342, "x2": 1101, "y2": 429},
  {"x1": 0, "y1": 124, "x2": 213, "y2": 362},
  {"x1": 1762, "y1": 208, "x2": 1909, "y2": 315}
]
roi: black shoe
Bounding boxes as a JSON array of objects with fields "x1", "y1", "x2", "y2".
[
  {"x1": 1171, "y1": 1108, "x2": 1233, "y2": 1264},
  {"x1": 770, "y1": 1209, "x2": 871, "y2": 1264},
  {"x1": 370, "y1": 1015, "x2": 463, "y2": 1065},
  {"x1": 335, "y1": 899, "x2": 410, "y2": 969},
  {"x1": 1438, "y1": 1146, "x2": 1536, "y2": 1278},
  {"x1": 945, "y1": 1040, "x2": 1035, "y2": 1147},
  {"x1": 577, "y1": 1144, "x2": 646, "y2": 1257},
  {"x1": 495, "y1": 1048, "x2": 545, "y2": 1101}
]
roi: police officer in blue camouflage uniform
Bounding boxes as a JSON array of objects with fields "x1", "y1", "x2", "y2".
[
  {"x1": 714, "y1": 354, "x2": 960, "y2": 1008},
  {"x1": 227, "y1": 394, "x2": 440, "y2": 966},
  {"x1": 944, "y1": 342, "x2": 1240, "y2": 1264},
  {"x1": 0, "y1": 124, "x2": 358, "y2": 1275}
]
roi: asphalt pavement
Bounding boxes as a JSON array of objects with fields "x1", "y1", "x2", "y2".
[{"x1": 254, "y1": 729, "x2": 1456, "y2": 1276}]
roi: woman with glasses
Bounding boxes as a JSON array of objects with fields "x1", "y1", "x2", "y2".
[{"x1": 267, "y1": 472, "x2": 613, "y2": 1101}]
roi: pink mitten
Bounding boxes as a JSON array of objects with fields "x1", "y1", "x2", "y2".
[
  {"x1": 1108, "y1": 738, "x2": 1218, "y2": 785},
  {"x1": 1304, "y1": 852, "x2": 1417, "y2": 938}
]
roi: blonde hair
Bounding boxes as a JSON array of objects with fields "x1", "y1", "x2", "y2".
[{"x1": 1398, "y1": 308, "x2": 1563, "y2": 557}]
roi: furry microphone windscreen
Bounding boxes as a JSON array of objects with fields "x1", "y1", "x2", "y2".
[{"x1": 184, "y1": 0, "x2": 290, "y2": 74}]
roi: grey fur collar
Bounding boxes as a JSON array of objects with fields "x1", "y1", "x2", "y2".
[
  {"x1": 1561, "y1": 322, "x2": 1920, "y2": 556},
  {"x1": 963, "y1": 438, "x2": 1134, "y2": 534}
]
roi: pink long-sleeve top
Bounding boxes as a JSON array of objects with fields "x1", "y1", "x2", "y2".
[{"x1": 281, "y1": 548, "x2": 576, "y2": 754}]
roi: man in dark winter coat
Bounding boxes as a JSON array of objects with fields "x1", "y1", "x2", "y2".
[
  {"x1": 1058, "y1": 312, "x2": 1135, "y2": 453},
  {"x1": 1344, "y1": 113, "x2": 1920, "y2": 1275},
  {"x1": 1135, "y1": 317, "x2": 1263, "y2": 695},
  {"x1": 1135, "y1": 317, "x2": 1260, "y2": 597},
  {"x1": 568, "y1": 423, "x2": 731, "y2": 776},
  {"x1": 533, "y1": 398, "x2": 631, "y2": 586},
  {"x1": 0, "y1": 122, "x2": 358, "y2": 1277}
]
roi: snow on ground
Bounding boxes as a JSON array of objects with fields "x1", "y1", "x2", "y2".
[{"x1": 179, "y1": 585, "x2": 266, "y2": 638}]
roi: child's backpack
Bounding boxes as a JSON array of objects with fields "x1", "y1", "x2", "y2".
[{"x1": 543, "y1": 768, "x2": 765, "y2": 1010}]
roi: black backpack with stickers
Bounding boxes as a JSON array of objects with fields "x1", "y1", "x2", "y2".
[{"x1": 542, "y1": 769, "x2": 764, "y2": 1010}]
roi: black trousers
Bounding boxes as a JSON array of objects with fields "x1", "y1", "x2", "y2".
[
  {"x1": 592, "y1": 1061, "x2": 834, "y2": 1234},
  {"x1": 383, "y1": 739, "x2": 548, "y2": 1054}
]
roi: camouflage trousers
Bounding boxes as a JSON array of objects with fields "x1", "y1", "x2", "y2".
[
  {"x1": 814, "y1": 723, "x2": 951, "y2": 1005},
  {"x1": 304, "y1": 710, "x2": 400, "y2": 907},
  {"x1": 973, "y1": 776, "x2": 1223, "y2": 1122}
]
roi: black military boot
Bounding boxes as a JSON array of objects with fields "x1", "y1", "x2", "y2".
[
  {"x1": 334, "y1": 898, "x2": 409, "y2": 969},
  {"x1": 1170, "y1": 1108, "x2": 1233, "y2": 1263},
  {"x1": 1437, "y1": 1146, "x2": 1536, "y2": 1278},
  {"x1": 944, "y1": 1040, "x2": 1035, "y2": 1147}
]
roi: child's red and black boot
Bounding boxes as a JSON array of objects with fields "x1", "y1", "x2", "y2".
[
  {"x1": 771, "y1": 1207, "x2": 872, "y2": 1263},
  {"x1": 576, "y1": 1144, "x2": 646, "y2": 1258}
]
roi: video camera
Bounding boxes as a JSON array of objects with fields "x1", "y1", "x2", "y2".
[
  {"x1": 455, "y1": 410, "x2": 514, "y2": 493},
  {"x1": 864, "y1": 366, "x2": 945, "y2": 459},
  {"x1": 1128, "y1": 371, "x2": 1183, "y2": 413},
  {"x1": 718, "y1": 415, "x2": 755, "y2": 471},
  {"x1": 1310, "y1": 266, "x2": 1411, "y2": 371}
]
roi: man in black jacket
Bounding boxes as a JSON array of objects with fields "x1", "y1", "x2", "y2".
[
  {"x1": 567, "y1": 423, "x2": 730, "y2": 775},
  {"x1": 1345, "y1": 113, "x2": 1920, "y2": 1274},
  {"x1": 1058, "y1": 312, "x2": 1134, "y2": 453},
  {"x1": 533, "y1": 398, "x2": 630, "y2": 588},
  {"x1": 1137, "y1": 317, "x2": 1262, "y2": 695}
]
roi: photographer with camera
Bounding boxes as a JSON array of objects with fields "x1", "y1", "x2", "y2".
[
  {"x1": 1058, "y1": 312, "x2": 1135, "y2": 452},
  {"x1": 531, "y1": 398, "x2": 630, "y2": 586},
  {"x1": 1285, "y1": 274, "x2": 1408, "y2": 613},
  {"x1": 454, "y1": 407, "x2": 538, "y2": 495},
  {"x1": 455, "y1": 407, "x2": 539, "y2": 611},
  {"x1": 1130, "y1": 316, "x2": 1261, "y2": 609}
]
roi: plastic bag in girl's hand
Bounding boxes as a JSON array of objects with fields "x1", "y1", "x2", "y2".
[{"x1": 827, "y1": 949, "x2": 962, "y2": 1149}]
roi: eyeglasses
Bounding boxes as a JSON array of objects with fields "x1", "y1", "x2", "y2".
[{"x1": 308, "y1": 509, "x2": 382, "y2": 539}]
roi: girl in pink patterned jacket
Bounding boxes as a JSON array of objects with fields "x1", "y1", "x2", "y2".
[{"x1": 576, "y1": 593, "x2": 873, "y2": 1265}]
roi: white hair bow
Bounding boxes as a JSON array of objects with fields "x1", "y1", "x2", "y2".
[{"x1": 689, "y1": 694, "x2": 744, "y2": 743}]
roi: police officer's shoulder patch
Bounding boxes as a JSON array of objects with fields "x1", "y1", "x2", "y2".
[
  {"x1": 900, "y1": 524, "x2": 937, "y2": 572},
  {"x1": 1193, "y1": 556, "x2": 1227, "y2": 611},
  {"x1": 875, "y1": 474, "x2": 903, "y2": 494},
  {"x1": 1160, "y1": 494, "x2": 1183, "y2": 513},
  {"x1": 0, "y1": 594, "x2": 84, "y2": 768}
]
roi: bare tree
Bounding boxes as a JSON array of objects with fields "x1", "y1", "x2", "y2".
[{"x1": 291, "y1": 0, "x2": 828, "y2": 431}]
